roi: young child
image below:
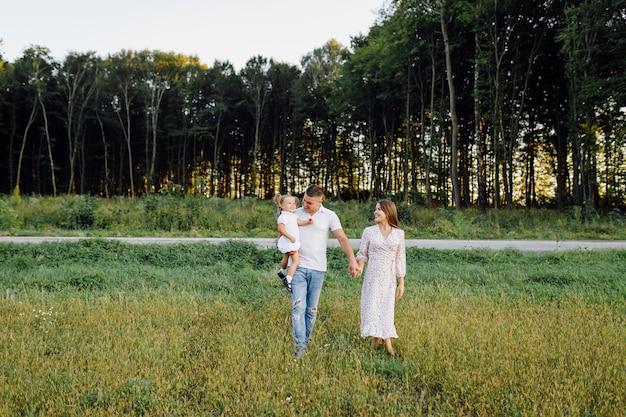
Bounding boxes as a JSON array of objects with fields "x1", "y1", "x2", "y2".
[{"x1": 274, "y1": 193, "x2": 313, "y2": 292}]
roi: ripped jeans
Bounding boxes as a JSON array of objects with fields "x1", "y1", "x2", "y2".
[{"x1": 291, "y1": 267, "x2": 325, "y2": 350}]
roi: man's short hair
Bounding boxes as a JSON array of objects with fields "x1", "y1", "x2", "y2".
[{"x1": 305, "y1": 184, "x2": 324, "y2": 199}]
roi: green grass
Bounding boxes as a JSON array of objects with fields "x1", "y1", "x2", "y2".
[
  {"x1": 1, "y1": 194, "x2": 626, "y2": 240},
  {"x1": 0, "y1": 240, "x2": 624, "y2": 416}
]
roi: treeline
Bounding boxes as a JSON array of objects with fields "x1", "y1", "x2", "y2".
[{"x1": 0, "y1": 0, "x2": 624, "y2": 209}]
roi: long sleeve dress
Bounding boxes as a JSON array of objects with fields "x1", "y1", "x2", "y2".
[{"x1": 356, "y1": 225, "x2": 406, "y2": 339}]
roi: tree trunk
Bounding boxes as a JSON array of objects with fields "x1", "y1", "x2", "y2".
[
  {"x1": 403, "y1": 58, "x2": 411, "y2": 203},
  {"x1": 38, "y1": 93, "x2": 57, "y2": 196},
  {"x1": 475, "y1": 36, "x2": 488, "y2": 212},
  {"x1": 115, "y1": 88, "x2": 135, "y2": 197},
  {"x1": 440, "y1": 2, "x2": 461, "y2": 209},
  {"x1": 14, "y1": 99, "x2": 38, "y2": 194}
]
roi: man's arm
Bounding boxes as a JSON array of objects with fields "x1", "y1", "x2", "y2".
[{"x1": 332, "y1": 228, "x2": 360, "y2": 277}]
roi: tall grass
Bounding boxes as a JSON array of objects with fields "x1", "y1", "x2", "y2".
[
  {"x1": 0, "y1": 240, "x2": 624, "y2": 416},
  {"x1": 1, "y1": 194, "x2": 626, "y2": 239}
]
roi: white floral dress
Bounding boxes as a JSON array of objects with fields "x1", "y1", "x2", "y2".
[{"x1": 356, "y1": 225, "x2": 406, "y2": 339}]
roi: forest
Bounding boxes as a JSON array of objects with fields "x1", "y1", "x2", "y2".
[{"x1": 0, "y1": 0, "x2": 624, "y2": 210}]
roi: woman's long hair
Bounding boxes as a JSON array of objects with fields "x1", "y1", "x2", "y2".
[{"x1": 378, "y1": 199, "x2": 399, "y2": 229}]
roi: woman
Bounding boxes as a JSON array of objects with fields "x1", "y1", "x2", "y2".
[{"x1": 356, "y1": 199, "x2": 406, "y2": 356}]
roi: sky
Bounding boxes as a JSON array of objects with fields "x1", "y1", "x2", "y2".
[{"x1": 0, "y1": 0, "x2": 384, "y2": 70}]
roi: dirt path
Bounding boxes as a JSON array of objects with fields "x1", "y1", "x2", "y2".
[{"x1": 1, "y1": 236, "x2": 625, "y2": 252}]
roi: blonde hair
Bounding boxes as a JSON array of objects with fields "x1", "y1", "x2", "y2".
[{"x1": 273, "y1": 193, "x2": 298, "y2": 217}]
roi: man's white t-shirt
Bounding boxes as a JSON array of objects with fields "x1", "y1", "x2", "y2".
[{"x1": 295, "y1": 204, "x2": 342, "y2": 272}]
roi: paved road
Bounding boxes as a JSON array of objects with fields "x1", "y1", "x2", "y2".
[{"x1": 1, "y1": 236, "x2": 625, "y2": 252}]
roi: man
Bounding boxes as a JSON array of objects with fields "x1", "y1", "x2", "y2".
[{"x1": 290, "y1": 184, "x2": 360, "y2": 358}]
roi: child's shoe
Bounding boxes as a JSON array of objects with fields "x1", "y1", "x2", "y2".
[
  {"x1": 283, "y1": 275, "x2": 292, "y2": 293},
  {"x1": 277, "y1": 270, "x2": 291, "y2": 292}
]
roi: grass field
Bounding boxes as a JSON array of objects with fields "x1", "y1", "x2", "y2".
[{"x1": 1, "y1": 240, "x2": 624, "y2": 416}]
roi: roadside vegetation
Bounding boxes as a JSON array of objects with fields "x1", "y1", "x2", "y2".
[{"x1": 1, "y1": 194, "x2": 625, "y2": 240}]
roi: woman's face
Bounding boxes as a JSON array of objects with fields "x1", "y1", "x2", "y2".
[{"x1": 374, "y1": 203, "x2": 387, "y2": 223}]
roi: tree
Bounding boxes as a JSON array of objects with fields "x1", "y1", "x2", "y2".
[
  {"x1": 0, "y1": 60, "x2": 17, "y2": 194},
  {"x1": 13, "y1": 46, "x2": 58, "y2": 196},
  {"x1": 142, "y1": 51, "x2": 195, "y2": 192},
  {"x1": 438, "y1": 0, "x2": 462, "y2": 209},
  {"x1": 559, "y1": 0, "x2": 626, "y2": 209},
  {"x1": 107, "y1": 50, "x2": 144, "y2": 197},
  {"x1": 240, "y1": 56, "x2": 271, "y2": 197},
  {"x1": 59, "y1": 52, "x2": 100, "y2": 194},
  {"x1": 267, "y1": 61, "x2": 300, "y2": 195},
  {"x1": 299, "y1": 39, "x2": 348, "y2": 196}
]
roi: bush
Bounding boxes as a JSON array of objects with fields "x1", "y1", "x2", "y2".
[
  {"x1": 0, "y1": 199, "x2": 19, "y2": 229},
  {"x1": 64, "y1": 196, "x2": 96, "y2": 229}
]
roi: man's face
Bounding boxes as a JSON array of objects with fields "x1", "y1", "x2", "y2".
[{"x1": 302, "y1": 194, "x2": 322, "y2": 215}]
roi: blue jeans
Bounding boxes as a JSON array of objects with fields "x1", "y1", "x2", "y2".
[{"x1": 291, "y1": 267, "x2": 325, "y2": 350}]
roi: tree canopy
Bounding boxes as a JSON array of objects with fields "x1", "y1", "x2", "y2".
[{"x1": 0, "y1": 0, "x2": 624, "y2": 209}]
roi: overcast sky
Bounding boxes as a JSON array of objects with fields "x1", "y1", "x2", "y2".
[{"x1": 0, "y1": 0, "x2": 384, "y2": 69}]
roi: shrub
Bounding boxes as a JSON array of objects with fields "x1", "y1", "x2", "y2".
[{"x1": 0, "y1": 199, "x2": 19, "y2": 229}]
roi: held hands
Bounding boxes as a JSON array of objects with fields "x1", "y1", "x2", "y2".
[
  {"x1": 348, "y1": 260, "x2": 363, "y2": 278},
  {"x1": 349, "y1": 267, "x2": 362, "y2": 277}
]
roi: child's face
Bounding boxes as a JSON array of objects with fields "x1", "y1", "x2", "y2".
[{"x1": 281, "y1": 197, "x2": 298, "y2": 213}]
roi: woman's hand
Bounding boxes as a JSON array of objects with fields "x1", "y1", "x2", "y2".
[{"x1": 396, "y1": 281, "x2": 404, "y2": 300}]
